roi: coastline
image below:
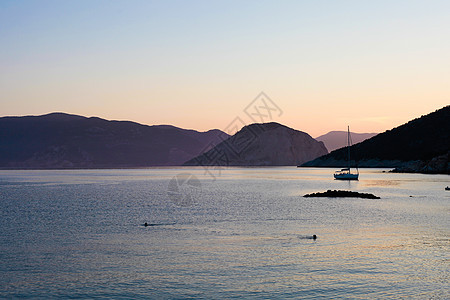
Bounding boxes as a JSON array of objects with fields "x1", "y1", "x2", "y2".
[{"x1": 300, "y1": 153, "x2": 449, "y2": 175}]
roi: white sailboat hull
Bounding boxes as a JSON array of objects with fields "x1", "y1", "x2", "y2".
[{"x1": 334, "y1": 172, "x2": 359, "y2": 180}]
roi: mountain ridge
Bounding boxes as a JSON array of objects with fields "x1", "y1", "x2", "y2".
[
  {"x1": 0, "y1": 112, "x2": 229, "y2": 168},
  {"x1": 315, "y1": 131, "x2": 378, "y2": 152}
]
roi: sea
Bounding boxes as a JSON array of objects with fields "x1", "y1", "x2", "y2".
[{"x1": 0, "y1": 167, "x2": 448, "y2": 299}]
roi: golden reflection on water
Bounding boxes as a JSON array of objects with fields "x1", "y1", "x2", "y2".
[
  {"x1": 175, "y1": 224, "x2": 431, "y2": 295},
  {"x1": 363, "y1": 179, "x2": 401, "y2": 187}
]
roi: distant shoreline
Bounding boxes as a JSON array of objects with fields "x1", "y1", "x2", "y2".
[
  {"x1": 300, "y1": 157, "x2": 449, "y2": 175},
  {"x1": 1, "y1": 162, "x2": 448, "y2": 176},
  {"x1": 1, "y1": 165, "x2": 447, "y2": 175}
]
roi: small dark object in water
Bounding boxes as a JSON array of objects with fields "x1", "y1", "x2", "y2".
[
  {"x1": 298, "y1": 235, "x2": 317, "y2": 240},
  {"x1": 304, "y1": 190, "x2": 380, "y2": 199},
  {"x1": 143, "y1": 222, "x2": 176, "y2": 227}
]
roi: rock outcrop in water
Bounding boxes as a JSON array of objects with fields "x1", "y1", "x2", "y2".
[
  {"x1": 302, "y1": 105, "x2": 450, "y2": 174},
  {"x1": 0, "y1": 113, "x2": 228, "y2": 168},
  {"x1": 304, "y1": 190, "x2": 380, "y2": 199},
  {"x1": 184, "y1": 122, "x2": 328, "y2": 166}
]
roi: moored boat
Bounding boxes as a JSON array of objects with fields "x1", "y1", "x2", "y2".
[{"x1": 334, "y1": 126, "x2": 359, "y2": 180}]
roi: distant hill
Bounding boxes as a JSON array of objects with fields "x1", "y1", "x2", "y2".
[
  {"x1": 315, "y1": 131, "x2": 377, "y2": 152},
  {"x1": 184, "y1": 122, "x2": 328, "y2": 166},
  {"x1": 0, "y1": 113, "x2": 228, "y2": 168},
  {"x1": 302, "y1": 106, "x2": 450, "y2": 174}
]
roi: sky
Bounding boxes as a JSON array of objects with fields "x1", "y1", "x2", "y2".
[{"x1": 1, "y1": 0, "x2": 449, "y2": 137}]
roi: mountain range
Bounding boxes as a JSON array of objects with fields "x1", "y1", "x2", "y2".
[
  {"x1": 302, "y1": 105, "x2": 450, "y2": 174},
  {"x1": 1, "y1": 106, "x2": 448, "y2": 173},
  {"x1": 0, "y1": 113, "x2": 228, "y2": 168},
  {"x1": 0, "y1": 114, "x2": 328, "y2": 168}
]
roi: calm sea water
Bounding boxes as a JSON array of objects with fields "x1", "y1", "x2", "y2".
[{"x1": 0, "y1": 168, "x2": 448, "y2": 299}]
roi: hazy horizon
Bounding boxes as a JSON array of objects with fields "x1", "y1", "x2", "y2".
[{"x1": 1, "y1": 1, "x2": 449, "y2": 137}]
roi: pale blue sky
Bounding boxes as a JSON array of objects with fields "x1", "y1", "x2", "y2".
[{"x1": 1, "y1": 0, "x2": 449, "y2": 136}]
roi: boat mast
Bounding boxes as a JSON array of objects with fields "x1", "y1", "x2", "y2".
[{"x1": 347, "y1": 126, "x2": 350, "y2": 169}]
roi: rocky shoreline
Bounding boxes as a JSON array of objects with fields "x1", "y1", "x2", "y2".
[
  {"x1": 300, "y1": 152, "x2": 449, "y2": 175},
  {"x1": 390, "y1": 152, "x2": 449, "y2": 174}
]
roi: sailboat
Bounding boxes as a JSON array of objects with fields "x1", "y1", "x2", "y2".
[{"x1": 334, "y1": 126, "x2": 359, "y2": 180}]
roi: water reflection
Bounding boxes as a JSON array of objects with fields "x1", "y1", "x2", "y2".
[
  {"x1": 0, "y1": 168, "x2": 448, "y2": 298},
  {"x1": 363, "y1": 179, "x2": 401, "y2": 187}
]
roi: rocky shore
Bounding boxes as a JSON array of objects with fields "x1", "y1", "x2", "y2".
[
  {"x1": 391, "y1": 152, "x2": 449, "y2": 174},
  {"x1": 301, "y1": 154, "x2": 449, "y2": 175}
]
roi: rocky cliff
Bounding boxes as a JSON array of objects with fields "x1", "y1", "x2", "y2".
[{"x1": 184, "y1": 122, "x2": 328, "y2": 166}]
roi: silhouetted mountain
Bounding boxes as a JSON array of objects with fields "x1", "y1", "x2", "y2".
[
  {"x1": 0, "y1": 113, "x2": 228, "y2": 168},
  {"x1": 302, "y1": 106, "x2": 450, "y2": 174},
  {"x1": 184, "y1": 122, "x2": 328, "y2": 166},
  {"x1": 316, "y1": 131, "x2": 377, "y2": 152}
]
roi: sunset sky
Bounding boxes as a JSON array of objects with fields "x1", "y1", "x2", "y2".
[{"x1": 1, "y1": 0, "x2": 449, "y2": 137}]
